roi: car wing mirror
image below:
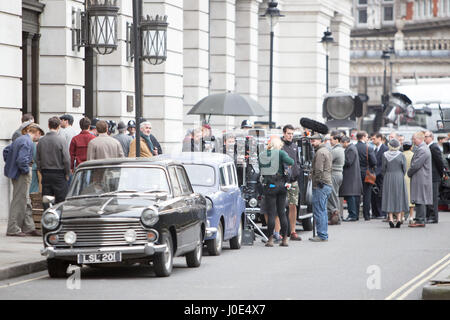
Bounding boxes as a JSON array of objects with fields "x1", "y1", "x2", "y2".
[{"x1": 43, "y1": 195, "x2": 56, "y2": 208}]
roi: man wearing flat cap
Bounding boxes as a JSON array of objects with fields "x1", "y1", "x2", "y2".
[
  {"x1": 4, "y1": 123, "x2": 44, "y2": 236},
  {"x1": 309, "y1": 133, "x2": 333, "y2": 242},
  {"x1": 113, "y1": 121, "x2": 133, "y2": 157}
]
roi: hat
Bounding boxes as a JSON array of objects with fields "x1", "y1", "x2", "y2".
[
  {"x1": 309, "y1": 133, "x2": 324, "y2": 141},
  {"x1": 22, "y1": 123, "x2": 45, "y2": 136},
  {"x1": 389, "y1": 138, "x2": 400, "y2": 148},
  {"x1": 117, "y1": 121, "x2": 126, "y2": 130},
  {"x1": 241, "y1": 120, "x2": 252, "y2": 128},
  {"x1": 90, "y1": 118, "x2": 99, "y2": 129},
  {"x1": 202, "y1": 124, "x2": 211, "y2": 130},
  {"x1": 60, "y1": 114, "x2": 74, "y2": 122},
  {"x1": 127, "y1": 120, "x2": 136, "y2": 128}
]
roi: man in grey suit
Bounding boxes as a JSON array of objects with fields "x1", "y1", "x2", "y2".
[
  {"x1": 113, "y1": 121, "x2": 133, "y2": 157},
  {"x1": 327, "y1": 131, "x2": 345, "y2": 225},
  {"x1": 408, "y1": 131, "x2": 433, "y2": 227}
]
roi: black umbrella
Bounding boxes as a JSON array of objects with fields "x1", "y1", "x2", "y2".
[{"x1": 187, "y1": 92, "x2": 267, "y2": 117}]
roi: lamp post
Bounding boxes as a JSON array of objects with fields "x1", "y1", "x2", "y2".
[
  {"x1": 77, "y1": 0, "x2": 168, "y2": 157},
  {"x1": 261, "y1": 1, "x2": 283, "y2": 129},
  {"x1": 381, "y1": 49, "x2": 391, "y2": 113},
  {"x1": 320, "y1": 28, "x2": 334, "y2": 93}
]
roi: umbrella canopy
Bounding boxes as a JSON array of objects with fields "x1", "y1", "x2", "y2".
[{"x1": 187, "y1": 92, "x2": 267, "y2": 117}]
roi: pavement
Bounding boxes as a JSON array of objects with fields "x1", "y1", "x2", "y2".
[{"x1": 0, "y1": 220, "x2": 46, "y2": 281}]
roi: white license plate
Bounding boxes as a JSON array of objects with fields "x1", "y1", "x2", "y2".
[{"x1": 77, "y1": 252, "x2": 122, "y2": 264}]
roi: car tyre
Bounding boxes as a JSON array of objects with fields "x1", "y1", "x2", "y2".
[
  {"x1": 153, "y1": 232, "x2": 173, "y2": 277},
  {"x1": 47, "y1": 258, "x2": 70, "y2": 278},
  {"x1": 186, "y1": 229, "x2": 203, "y2": 268},
  {"x1": 301, "y1": 217, "x2": 313, "y2": 231},
  {"x1": 206, "y1": 220, "x2": 223, "y2": 256},
  {"x1": 229, "y1": 217, "x2": 243, "y2": 250}
]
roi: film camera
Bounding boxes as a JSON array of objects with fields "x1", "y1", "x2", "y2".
[{"x1": 220, "y1": 125, "x2": 317, "y2": 235}]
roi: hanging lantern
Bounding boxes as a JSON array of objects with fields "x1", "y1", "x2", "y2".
[
  {"x1": 140, "y1": 15, "x2": 168, "y2": 65},
  {"x1": 86, "y1": 0, "x2": 119, "y2": 55}
]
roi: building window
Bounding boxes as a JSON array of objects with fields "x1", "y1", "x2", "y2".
[
  {"x1": 356, "y1": 0, "x2": 368, "y2": 25},
  {"x1": 359, "y1": 9, "x2": 368, "y2": 23},
  {"x1": 382, "y1": 0, "x2": 394, "y2": 23}
]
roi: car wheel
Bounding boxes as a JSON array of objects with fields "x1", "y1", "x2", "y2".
[
  {"x1": 153, "y1": 232, "x2": 173, "y2": 277},
  {"x1": 47, "y1": 258, "x2": 70, "y2": 278},
  {"x1": 206, "y1": 220, "x2": 223, "y2": 256},
  {"x1": 186, "y1": 229, "x2": 203, "y2": 268},
  {"x1": 301, "y1": 217, "x2": 313, "y2": 231},
  {"x1": 229, "y1": 217, "x2": 243, "y2": 250}
]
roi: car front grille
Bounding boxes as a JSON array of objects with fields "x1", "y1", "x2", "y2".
[{"x1": 51, "y1": 218, "x2": 149, "y2": 248}]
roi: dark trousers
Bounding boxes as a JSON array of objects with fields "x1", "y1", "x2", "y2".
[
  {"x1": 344, "y1": 196, "x2": 358, "y2": 220},
  {"x1": 357, "y1": 172, "x2": 373, "y2": 220},
  {"x1": 371, "y1": 174, "x2": 385, "y2": 218},
  {"x1": 415, "y1": 203, "x2": 426, "y2": 224},
  {"x1": 265, "y1": 191, "x2": 288, "y2": 238},
  {"x1": 41, "y1": 170, "x2": 68, "y2": 210},
  {"x1": 426, "y1": 181, "x2": 440, "y2": 222}
]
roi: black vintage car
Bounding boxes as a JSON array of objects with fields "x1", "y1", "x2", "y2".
[{"x1": 40, "y1": 158, "x2": 213, "y2": 278}]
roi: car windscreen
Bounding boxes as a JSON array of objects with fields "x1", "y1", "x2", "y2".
[
  {"x1": 182, "y1": 164, "x2": 215, "y2": 187},
  {"x1": 67, "y1": 167, "x2": 170, "y2": 197}
]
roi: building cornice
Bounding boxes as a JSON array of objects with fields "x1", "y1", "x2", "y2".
[{"x1": 351, "y1": 19, "x2": 450, "y2": 38}]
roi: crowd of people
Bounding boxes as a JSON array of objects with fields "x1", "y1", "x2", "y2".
[
  {"x1": 3, "y1": 114, "x2": 162, "y2": 237},
  {"x1": 3, "y1": 113, "x2": 447, "y2": 243},
  {"x1": 255, "y1": 126, "x2": 448, "y2": 247}
]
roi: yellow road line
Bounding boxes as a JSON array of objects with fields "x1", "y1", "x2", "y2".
[
  {"x1": 397, "y1": 258, "x2": 450, "y2": 300},
  {"x1": 385, "y1": 253, "x2": 450, "y2": 300},
  {"x1": 0, "y1": 274, "x2": 48, "y2": 289}
]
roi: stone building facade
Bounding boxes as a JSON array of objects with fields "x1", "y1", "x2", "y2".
[
  {"x1": 350, "y1": 0, "x2": 450, "y2": 129},
  {"x1": 0, "y1": 0, "x2": 353, "y2": 220}
]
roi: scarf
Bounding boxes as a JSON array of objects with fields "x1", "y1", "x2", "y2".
[
  {"x1": 384, "y1": 150, "x2": 401, "y2": 162},
  {"x1": 141, "y1": 133, "x2": 154, "y2": 153}
]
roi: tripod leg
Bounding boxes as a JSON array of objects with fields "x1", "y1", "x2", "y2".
[{"x1": 246, "y1": 214, "x2": 268, "y2": 241}]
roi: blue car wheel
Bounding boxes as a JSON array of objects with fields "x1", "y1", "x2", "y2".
[{"x1": 206, "y1": 220, "x2": 223, "y2": 256}]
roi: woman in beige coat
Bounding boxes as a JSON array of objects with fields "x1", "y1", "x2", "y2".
[{"x1": 403, "y1": 141, "x2": 415, "y2": 224}]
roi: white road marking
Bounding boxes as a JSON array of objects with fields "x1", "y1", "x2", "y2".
[
  {"x1": 385, "y1": 253, "x2": 450, "y2": 300},
  {"x1": 0, "y1": 274, "x2": 48, "y2": 289}
]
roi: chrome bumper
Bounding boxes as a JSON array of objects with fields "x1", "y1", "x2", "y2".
[
  {"x1": 41, "y1": 243, "x2": 167, "y2": 259},
  {"x1": 205, "y1": 227, "x2": 217, "y2": 238},
  {"x1": 245, "y1": 207, "x2": 260, "y2": 213}
]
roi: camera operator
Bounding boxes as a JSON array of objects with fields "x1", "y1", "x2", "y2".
[
  {"x1": 281, "y1": 124, "x2": 302, "y2": 241},
  {"x1": 259, "y1": 136, "x2": 294, "y2": 247}
]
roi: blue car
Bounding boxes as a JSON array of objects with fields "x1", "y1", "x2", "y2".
[{"x1": 158, "y1": 152, "x2": 246, "y2": 256}]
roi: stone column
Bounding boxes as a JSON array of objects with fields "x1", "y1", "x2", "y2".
[
  {"x1": 95, "y1": 0, "x2": 135, "y2": 126},
  {"x1": 183, "y1": 0, "x2": 210, "y2": 133},
  {"x1": 329, "y1": 13, "x2": 353, "y2": 92},
  {"x1": 209, "y1": 0, "x2": 236, "y2": 131},
  {"x1": 39, "y1": 0, "x2": 85, "y2": 130},
  {"x1": 141, "y1": 0, "x2": 184, "y2": 154},
  {"x1": 235, "y1": 0, "x2": 261, "y2": 126},
  {"x1": 0, "y1": 1, "x2": 22, "y2": 220}
]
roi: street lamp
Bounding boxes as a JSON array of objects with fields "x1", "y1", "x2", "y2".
[
  {"x1": 320, "y1": 28, "x2": 334, "y2": 93},
  {"x1": 74, "y1": 1, "x2": 168, "y2": 156},
  {"x1": 129, "y1": 2, "x2": 168, "y2": 157},
  {"x1": 261, "y1": 1, "x2": 284, "y2": 129},
  {"x1": 381, "y1": 49, "x2": 392, "y2": 113}
]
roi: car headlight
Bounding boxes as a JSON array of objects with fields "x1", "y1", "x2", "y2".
[
  {"x1": 141, "y1": 207, "x2": 159, "y2": 227},
  {"x1": 124, "y1": 229, "x2": 137, "y2": 244},
  {"x1": 206, "y1": 197, "x2": 213, "y2": 211},
  {"x1": 249, "y1": 198, "x2": 258, "y2": 208},
  {"x1": 41, "y1": 210, "x2": 60, "y2": 230},
  {"x1": 64, "y1": 231, "x2": 77, "y2": 245}
]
